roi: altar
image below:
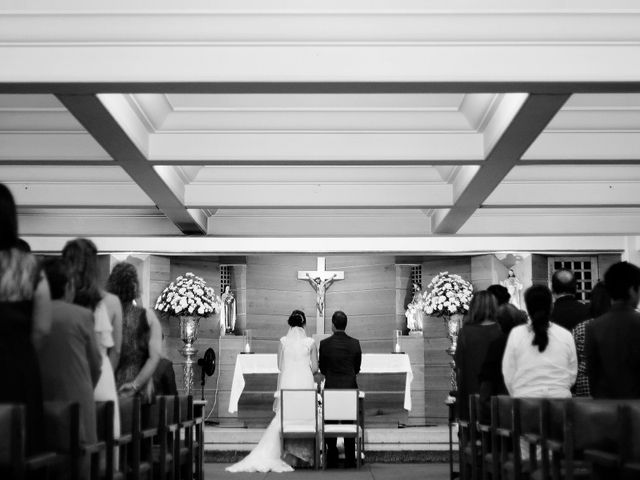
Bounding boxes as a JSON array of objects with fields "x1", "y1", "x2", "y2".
[{"x1": 228, "y1": 353, "x2": 414, "y2": 413}]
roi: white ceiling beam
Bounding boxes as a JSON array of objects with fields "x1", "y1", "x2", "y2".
[
  {"x1": 22, "y1": 235, "x2": 630, "y2": 256},
  {"x1": 6, "y1": 182, "x2": 154, "y2": 208},
  {"x1": 459, "y1": 209, "x2": 640, "y2": 236},
  {"x1": 148, "y1": 132, "x2": 482, "y2": 162},
  {"x1": 18, "y1": 212, "x2": 181, "y2": 236},
  {"x1": 185, "y1": 183, "x2": 452, "y2": 209},
  {"x1": 0, "y1": 132, "x2": 110, "y2": 160},
  {"x1": 208, "y1": 210, "x2": 431, "y2": 237},
  {"x1": 485, "y1": 182, "x2": 640, "y2": 207},
  {"x1": 57, "y1": 94, "x2": 207, "y2": 234},
  {"x1": 523, "y1": 132, "x2": 640, "y2": 160},
  {"x1": 432, "y1": 93, "x2": 570, "y2": 234}
]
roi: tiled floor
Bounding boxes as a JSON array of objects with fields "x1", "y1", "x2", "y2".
[{"x1": 204, "y1": 462, "x2": 451, "y2": 480}]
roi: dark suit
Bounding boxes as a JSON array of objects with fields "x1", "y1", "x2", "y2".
[
  {"x1": 585, "y1": 304, "x2": 640, "y2": 398},
  {"x1": 551, "y1": 295, "x2": 590, "y2": 331},
  {"x1": 38, "y1": 300, "x2": 101, "y2": 445},
  {"x1": 319, "y1": 331, "x2": 362, "y2": 466}
]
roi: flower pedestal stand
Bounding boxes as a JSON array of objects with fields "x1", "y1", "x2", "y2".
[
  {"x1": 443, "y1": 313, "x2": 463, "y2": 392},
  {"x1": 179, "y1": 316, "x2": 201, "y2": 395}
]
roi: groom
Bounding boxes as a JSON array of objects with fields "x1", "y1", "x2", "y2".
[{"x1": 319, "y1": 311, "x2": 362, "y2": 468}]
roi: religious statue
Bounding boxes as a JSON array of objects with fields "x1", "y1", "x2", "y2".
[
  {"x1": 405, "y1": 282, "x2": 425, "y2": 333},
  {"x1": 219, "y1": 285, "x2": 237, "y2": 335},
  {"x1": 501, "y1": 269, "x2": 523, "y2": 310},
  {"x1": 306, "y1": 272, "x2": 337, "y2": 316}
]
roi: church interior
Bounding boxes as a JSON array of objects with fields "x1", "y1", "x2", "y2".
[{"x1": 2, "y1": 0, "x2": 640, "y2": 466}]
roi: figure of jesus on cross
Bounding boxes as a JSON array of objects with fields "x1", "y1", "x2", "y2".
[{"x1": 298, "y1": 257, "x2": 344, "y2": 335}]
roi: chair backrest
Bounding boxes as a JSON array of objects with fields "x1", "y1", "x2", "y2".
[
  {"x1": 281, "y1": 389, "x2": 317, "y2": 429},
  {"x1": 545, "y1": 398, "x2": 569, "y2": 442},
  {"x1": 0, "y1": 404, "x2": 24, "y2": 468},
  {"x1": 43, "y1": 401, "x2": 80, "y2": 454},
  {"x1": 95, "y1": 401, "x2": 114, "y2": 442},
  {"x1": 623, "y1": 402, "x2": 640, "y2": 460},
  {"x1": 518, "y1": 398, "x2": 543, "y2": 437},
  {"x1": 568, "y1": 399, "x2": 621, "y2": 454},
  {"x1": 177, "y1": 395, "x2": 193, "y2": 423},
  {"x1": 495, "y1": 395, "x2": 513, "y2": 430},
  {"x1": 119, "y1": 396, "x2": 140, "y2": 437},
  {"x1": 323, "y1": 390, "x2": 358, "y2": 422}
]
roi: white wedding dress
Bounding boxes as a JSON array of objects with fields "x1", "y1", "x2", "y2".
[{"x1": 226, "y1": 327, "x2": 316, "y2": 473}]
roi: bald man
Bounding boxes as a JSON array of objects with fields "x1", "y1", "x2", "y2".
[{"x1": 550, "y1": 269, "x2": 590, "y2": 331}]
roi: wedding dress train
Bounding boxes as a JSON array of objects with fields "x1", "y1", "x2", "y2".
[{"x1": 226, "y1": 326, "x2": 316, "y2": 473}]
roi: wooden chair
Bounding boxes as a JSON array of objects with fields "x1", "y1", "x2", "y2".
[
  {"x1": 0, "y1": 404, "x2": 60, "y2": 480},
  {"x1": 280, "y1": 389, "x2": 319, "y2": 470},
  {"x1": 491, "y1": 396, "x2": 514, "y2": 480},
  {"x1": 174, "y1": 395, "x2": 195, "y2": 480},
  {"x1": 502, "y1": 398, "x2": 544, "y2": 480},
  {"x1": 564, "y1": 399, "x2": 624, "y2": 480},
  {"x1": 192, "y1": 399, "x2": 206, "y2": 480},
  {"x1": 43, "y1": 400, "x2": 82, "y2": 480},
  {"x1": 473, "y1": 394, "x2": 493, "y2": 480},
  {"x1": 322, "y1": 389, "x2": 362, "y2": 469},
  {"x1": 459, "y1": 394, "x2": 481, "y2": 480},
  {"x1": 119, "y1": 395, "x2": 152, "y2": 480},
  {"x1": 619, "y1": 401, "x2": 640, "y2": 479},
  {"x1": 93, "y1": 401, "x2": 123, "y2": 480},
  {"x1": 148, "y1": 396, "x2": 175, "y2": 480}
]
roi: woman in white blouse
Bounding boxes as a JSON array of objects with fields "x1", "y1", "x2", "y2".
[{"x1": 502, "y1": 285, "x2": 577, "y2": 398}]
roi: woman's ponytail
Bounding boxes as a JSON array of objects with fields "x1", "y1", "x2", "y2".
[{"x1": 524, "y1": 285, "x2": 552, "y2": 353}]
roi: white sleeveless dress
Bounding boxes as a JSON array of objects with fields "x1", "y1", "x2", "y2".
[
  {"x1": 226, "y1": 327, "x2": 316, "y2": 473},
  {"x1": 93, "y1": 300, "x2": 120, "y2": 440}
]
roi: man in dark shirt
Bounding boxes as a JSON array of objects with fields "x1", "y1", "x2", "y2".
[
  {"x1": 550, "y1": 269, "x2": 590, "y2": 331},
  {"x1": 586, "y1": 261, "x2": 640, "y2": 398},
  {"x1": 319, "y1": 311, "x2": 362, "y2": 468}
]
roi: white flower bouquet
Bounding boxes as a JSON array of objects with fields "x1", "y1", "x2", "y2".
[
  {"x1": 155, "y1": 272, "x2": 218, "y2": 317},
  {"x1": 423, "y1": 271, "x2": 473, "y2": 317}
]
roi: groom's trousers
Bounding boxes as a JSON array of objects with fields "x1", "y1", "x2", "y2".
[{"x1": 325, "y1": 422, "x2": 356, "y2": 467}]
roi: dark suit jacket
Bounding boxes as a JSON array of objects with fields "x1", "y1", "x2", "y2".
[
  {"x1": 153, "y1": 357, "x2": 178, "y2": 396},
  {"x1": 319, "y1": 331, "x2": 362, "y2": 389},
  {"x1": 586, "y1": 304, "x2": 640, "y2": 398},
  {"x1": 551, "y1": 295, "x2": 590, "y2": 331},
  {"x1": 38, "y1": 300, "x2": 101, "y2": 444}
]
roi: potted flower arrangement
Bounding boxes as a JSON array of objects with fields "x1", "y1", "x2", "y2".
[
  {"x1": 423, "y1": 272, "x2": 473, "y2": 318},
  {"x1": 423, "y1": 272, "x2": 473, "y2": 393},
  {"x1": 155, "y1": 272, "x2": 218, "y2": 394}
]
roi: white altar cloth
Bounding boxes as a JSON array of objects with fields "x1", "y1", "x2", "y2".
[{"x1": 228, "y1": 353, "x2": 413, "y2": 413}]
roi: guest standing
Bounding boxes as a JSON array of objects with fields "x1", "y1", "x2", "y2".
[
  {"x1": 319, "y1": 311, "x2": 362, "y2": 468},
  {"x1": 586, "y1": 261, "x2": 640, "y2": 398},
  {"x1": 39, "y1": 258, "x2": 102, "y2": 478},
  {"x1": 455, "y1": 290, "x2": 503, "y2": 421},
  {"x1": 62, "y1": 238, "x2": 123, "y2": 440},
  {"x1": 550, "y1": 269, "x2": 590, "y2": 331},
  {"x1": 571, "y1": 282, "x2": 611, "y2": 397},
  {"x1": 0, "y1": 183, "x2": 51, "y2": 454},
  {"x1": 106, "y1": 262, "x2": 162, "y2": 400},
  {"x1": 477, "y1": 285, "x2": 527, "y2": 420},
  {"x1": 502, "y1": 285, "x2": 577, "y2": 398}
]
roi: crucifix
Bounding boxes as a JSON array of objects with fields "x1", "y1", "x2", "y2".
[{"x1": 298, "y1": 257, "x2": 344, "y2": 335}]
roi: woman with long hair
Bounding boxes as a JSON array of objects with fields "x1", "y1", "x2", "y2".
[
  {"x1": 502, "y1": 285, "x2": 577, "y2": 398},
  {"x1": 454, "y1": 290, "x2": 503, "y2": 420},
  {"x1": 106, "y1": 262, "x2": 162, "y2": 401},
  {"x1": 0, "y1": 183, "x2": 51, "y2": 453},
  {"x1": 62, "y1": 238, "x2": 123, "y2": 440}
]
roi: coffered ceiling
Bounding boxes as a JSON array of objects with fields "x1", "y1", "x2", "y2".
[{"x1": 1, "y1": 1, "x2": 640, "y2": 253}]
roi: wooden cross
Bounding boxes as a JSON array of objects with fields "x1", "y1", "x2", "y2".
[{"x1": 298, "y1": 257, "x2": 344, "y2": 335}]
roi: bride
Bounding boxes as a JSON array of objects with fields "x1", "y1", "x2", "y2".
[{"x1": 226, "y1": 310, "x2": 319, "y2": 472}]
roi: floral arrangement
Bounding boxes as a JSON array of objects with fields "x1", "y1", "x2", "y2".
[
  {"x1": 423, "y1": 272, "x2": 473, "y2": 317},
  {"x1": 155, "y1": 272, "x2": 218, "y2": 317}
]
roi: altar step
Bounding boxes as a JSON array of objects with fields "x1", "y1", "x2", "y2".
[{"x1": 203, "y1": 425, "x2": 458, "y2": 463}]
